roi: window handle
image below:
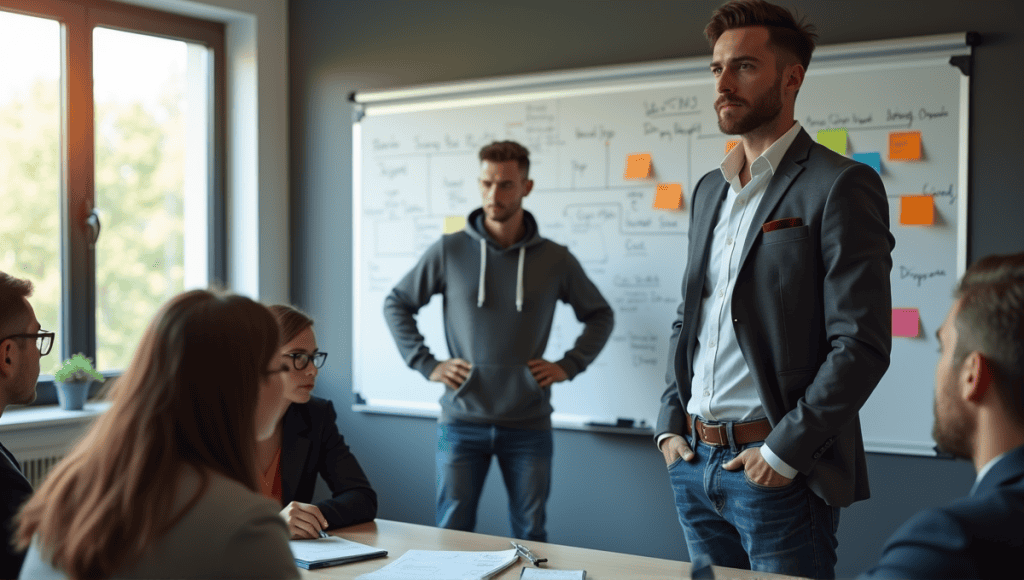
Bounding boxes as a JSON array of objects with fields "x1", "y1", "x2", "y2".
[{"x1": 87, "y1": 209, "x2": 101, "y2": 245}]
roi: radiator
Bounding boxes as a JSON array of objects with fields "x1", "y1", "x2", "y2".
[
  {"x1": 0, "y1": 402, "x2": 109, "y2": 488},
  {"x1": 19, "y1": 454, "x2": 64, "y2": 488}
]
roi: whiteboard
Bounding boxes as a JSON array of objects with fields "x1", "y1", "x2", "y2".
[{"x1": 352, "y1": 34, "x2": 971, "y2": 455}]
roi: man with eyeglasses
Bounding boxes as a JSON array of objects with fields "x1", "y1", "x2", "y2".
[{"x1": 0, "y1": 271, "x2": 52, "y2": 578}]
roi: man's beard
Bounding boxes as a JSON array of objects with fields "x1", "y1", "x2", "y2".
[
  {"x1": 716, "y1": 76, "x2": 784, "y2": 136},
  {"x1": 932, "y1": 391, "x2": 974, "y2": 460}
]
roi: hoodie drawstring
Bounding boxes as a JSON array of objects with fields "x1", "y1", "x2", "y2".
[
  {"x1": 515, "y1": 246, "x2": 525, "y2": 312},
  {"x1": 476, "y1": 239, "x2": 526, "y2": 313},
  {"x1": 477, "y1": 238, "x2": 487, "y2": 308}
]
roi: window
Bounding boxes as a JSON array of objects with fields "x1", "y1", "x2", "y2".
[{"x1": 0, "y1": 0, "x2": 225, "y2": 401}]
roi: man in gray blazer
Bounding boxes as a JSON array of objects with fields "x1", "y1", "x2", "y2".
[{"x1": 656, "y1": 1, "x2": 894, "y2": 578}]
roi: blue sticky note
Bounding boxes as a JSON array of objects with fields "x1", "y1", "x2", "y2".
[{"x1": 852, "y1": 152, "x2": 882, "y2": 174}]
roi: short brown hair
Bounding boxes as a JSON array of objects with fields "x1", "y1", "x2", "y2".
[
  {"x1": 269, "y1": 303, "x2": 315, "y2": 344},
  {"x1": 705, "y1": 0, "x2": 817, "y2": 70},
  {"x1": 479, "y1": 141, "x2": 530, "y2": 178},
  {"x1": 0, "y1": 271, "x2": 33, "y2": 337},
  {"x1": 953, "y1": 253, "x2": 1024, "y2": 424}
]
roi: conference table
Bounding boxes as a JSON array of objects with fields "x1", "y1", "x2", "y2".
[{"x1": 301, "y1": 519, "x2": 802, "y2": 579}]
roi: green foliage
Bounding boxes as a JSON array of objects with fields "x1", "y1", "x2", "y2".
[
  {"x1": 2, "y1": 65, "x2": 187, "y2": 372},
  {"x1": 94, "y1": 73, "x2": 186, "y2": 370},
  {"x1": 53, "y1": 353, "x2": 104, "y2": 383},
  {"x1": 0, "y1": 79, "x2": 61, "y2": 345}
]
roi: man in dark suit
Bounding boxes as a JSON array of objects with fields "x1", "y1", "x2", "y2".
[
  {"x1": 0, "y1": 272, "x2": 51, "y2": 578},
  {"x1": 655, "y1": 1, "x2": 894, "y2": 578},
  {"x1": 861, "y1": 253, "x2": 1024, "y2": 579}
]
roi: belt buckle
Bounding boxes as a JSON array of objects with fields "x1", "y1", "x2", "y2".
[{"x1": 699, "y1": 420, "x2": 727, "y2": 447}]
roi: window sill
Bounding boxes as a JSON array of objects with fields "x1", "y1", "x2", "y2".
[{"x1": 0, "y1": 402, "x2": 111, "y2": 459}]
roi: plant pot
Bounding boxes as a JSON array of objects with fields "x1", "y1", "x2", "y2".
[{"x1": 55, "y1": 380, "x2": 92, "y2": 411}]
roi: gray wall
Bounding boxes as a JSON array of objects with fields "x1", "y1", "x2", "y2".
[{"x1": 288, "y1": 1, "x2": 1024, "y2": 577}]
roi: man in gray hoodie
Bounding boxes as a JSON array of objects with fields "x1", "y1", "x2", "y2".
[{"x1": 384, "y1": 140, "x2": 614, "y2": 541}]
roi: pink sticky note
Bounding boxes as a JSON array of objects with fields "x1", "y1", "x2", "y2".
[{"x1": 892, "y1": 308, "x2": 920, "y2": 338}]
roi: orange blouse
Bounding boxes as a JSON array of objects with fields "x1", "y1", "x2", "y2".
[{"x1": 259, "y1": 446, "x2": 282, "y2": 502}]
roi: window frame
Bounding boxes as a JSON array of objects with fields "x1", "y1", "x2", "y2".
[{"x1": 0, "y1": 0, "x2": 226, "y2": 403}]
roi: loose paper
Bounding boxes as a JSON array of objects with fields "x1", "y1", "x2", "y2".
[{"x1": 356, "y1": 548, "x2": 519, "y2": 580}]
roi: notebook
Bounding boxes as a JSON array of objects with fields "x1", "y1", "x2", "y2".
[{"x1": 288, "y1": 536, "x2": 388, "y2": 570}]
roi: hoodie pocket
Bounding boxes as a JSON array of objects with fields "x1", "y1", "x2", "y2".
[{"x1": 445, "y1": 363, "x2": 550, "y2": 420}]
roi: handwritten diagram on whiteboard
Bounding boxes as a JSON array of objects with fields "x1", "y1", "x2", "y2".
[{"x1": 353, "y1": 34, "x2": 970, "y2": 455}]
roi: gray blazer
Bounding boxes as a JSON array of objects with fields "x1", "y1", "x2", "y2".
[
  {"x1": 657, "y1": 128, "x2": 895, "y2": 507},
  {"x1": 19, "y1": 467, "x2": 300, "y2": 579}
]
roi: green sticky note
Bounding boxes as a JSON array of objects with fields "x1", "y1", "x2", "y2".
[{"x1": 817, "y1": 128, "x2": 848, "y2": 155}]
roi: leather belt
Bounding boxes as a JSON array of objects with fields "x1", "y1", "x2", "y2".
[{"x1": 685, "y1": 413, "x2": 772, "y2": 447}]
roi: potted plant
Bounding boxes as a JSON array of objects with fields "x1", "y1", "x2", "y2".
[{"x1": 53, "y1": 353, "x2": 104, "y2": 411}]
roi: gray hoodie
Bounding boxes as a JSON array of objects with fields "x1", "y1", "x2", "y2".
[{"x1": 383, "y1": 208, "x2": 614, "y2": 429}]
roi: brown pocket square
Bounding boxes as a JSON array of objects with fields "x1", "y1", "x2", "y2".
[{"x1": 762, "y1": 217, "x2": 803, "y2": 233}]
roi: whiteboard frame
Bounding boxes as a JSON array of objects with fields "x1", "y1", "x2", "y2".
[{"x1": 351, "y1": 33, "x2": 974, "y2": 449}]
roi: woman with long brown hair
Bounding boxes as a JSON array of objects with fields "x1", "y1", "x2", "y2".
[{"x1": 16, "y1": 290, "x2": 299, "y2": 579}]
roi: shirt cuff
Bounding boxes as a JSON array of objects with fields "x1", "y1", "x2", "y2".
[
  {"x1": 656, "y1": 432, "x2": 678, "y2": 450},
  {"x1": 760, "y1": 444, "x2": 798, "y2": 479}
]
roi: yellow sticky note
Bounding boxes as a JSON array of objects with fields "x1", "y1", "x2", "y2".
[
  {"x1": 443, "y1": 215, "x2": 466, "y2": 234},
  {"x1": 900, "y1": 195, "x2": 934, "y2": 226},
  {"x1": 817, "y1": 128, "x2": 848, "y2": 155},
  {"x1": 725, "y1": 140, "x2": 740, "y2": 154},
  {"x1": 653, "y1": 183, "x2": 684, "y2": 210},
  {"x1": 889, "y1": 131, "x2": 922, "y2": 161},
  {"x1": 624, "y1": 153, "x2": 652, "y2": 179}
]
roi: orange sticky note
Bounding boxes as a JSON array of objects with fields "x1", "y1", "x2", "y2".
[
  {"x1": 653, "y1": 183, "x2": 684, "y2": 210},
  {"x1": 900, "y1": 195, "x2": 934, "y2": 226},
  {"x1": 625, "y1": 153, "x2": 652, "y2": 179},
  {"x1": 889, "y1": 131, "x2": 922, "y2": 161},
  {"x1": 443, "y1": 215, "x2": 466, "y2": 234},
  {"x1": 725, "y1": 140, "x2": 740, "y2": 154},
  {"x1": 892, "y1": 308, "x2": 920, "y2": 338}
]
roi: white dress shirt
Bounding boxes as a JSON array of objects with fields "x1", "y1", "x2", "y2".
[
  {"x1": 679, "y1": 121, "x2": 803, "y2": 478},
  {"x1": 970, "y1": 451, "x2": 1008, "y2": 497}
]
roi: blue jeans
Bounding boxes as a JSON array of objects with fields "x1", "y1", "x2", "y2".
[
  {"x1": 667, "y1": 436, "x2": 840, "y2": 579},
  {"x1": 436, "y1": 419, "x2": 552, "y2": 541}
]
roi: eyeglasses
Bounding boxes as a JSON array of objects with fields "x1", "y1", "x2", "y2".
[
  {"x1": 283, "y1": 351, "x2": 327, "y2": 371},
  {"x1": 0, "y1": 330, "x2": 55, "y2": 356}
]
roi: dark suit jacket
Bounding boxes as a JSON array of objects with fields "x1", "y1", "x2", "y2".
[
  {"x1": 281, "y1": 396, "x2": 377, "y2": 529},
  {"x1": 861, "y1": 445, "x2": 1024, "y2": 579},
  {"x1": 657, "y1": 128, "x2": 894, "y2": 507},
  {"x1": 0, "y1": 441, "x2": 31, "y2": 579}
]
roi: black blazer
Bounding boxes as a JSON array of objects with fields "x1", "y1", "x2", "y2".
[
  {"x1": 0, "y1": 442, "x2": 31, "y2": 579},
  {"x1": 281, "y1": 396, "x2": 377, "y2": 529},
  {"x1": 861, "y1": 445, "x2": 1024, "y2": 579},
  {"x1": 657, "y1": 128, "x2": 894, "y2": 507}
]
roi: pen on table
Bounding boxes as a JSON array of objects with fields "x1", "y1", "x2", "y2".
[
  {"x1": 318, "y1": 529, "x2": 329, "y2": 539},
  {"x1": 511, "y1": 541, "x2": 547, "y2": 566}
]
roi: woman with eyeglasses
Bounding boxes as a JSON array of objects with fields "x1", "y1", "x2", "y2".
[
  {"x1": 16, "y1": 289, "x2": 298, "y2": 579},
  {"x1": 262, "y1": 305, "x2": 377, "y2": 539}
]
